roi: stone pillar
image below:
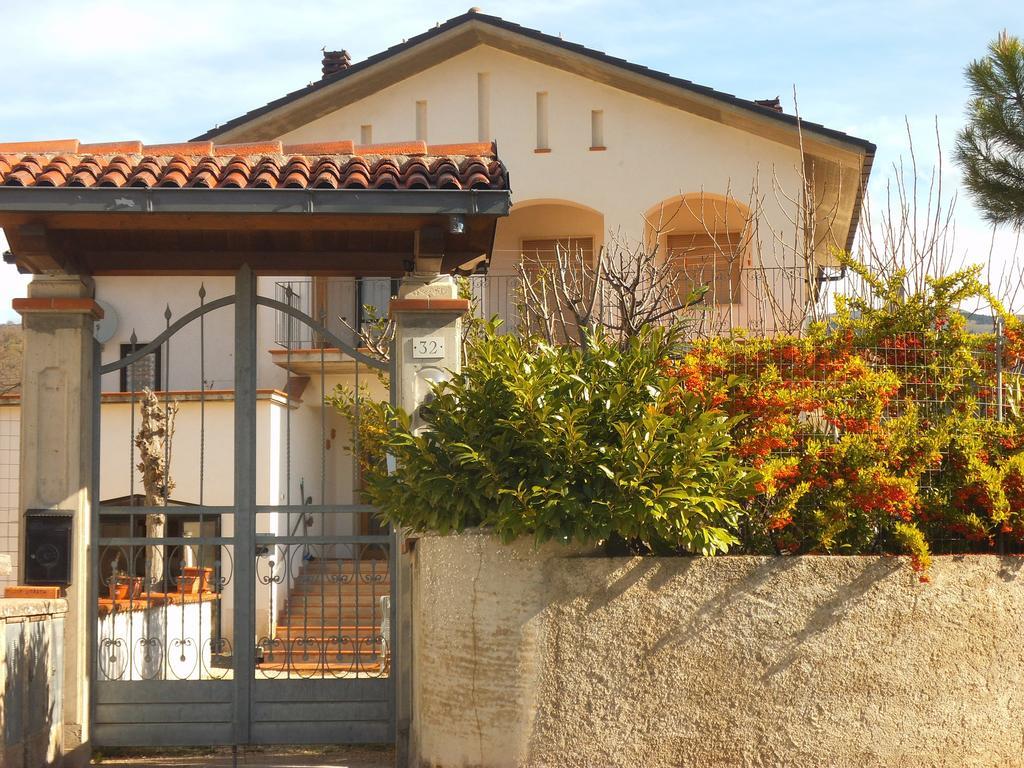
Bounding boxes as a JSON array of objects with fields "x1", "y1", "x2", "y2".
[
  {"x1": 14, "y1": 275, "x2": 101, "y2": 768},
  {"x1": 389, "y1": 274, "x2": 469, "y2": 767}
]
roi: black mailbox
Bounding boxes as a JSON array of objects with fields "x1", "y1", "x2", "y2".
[{"x1": 24, "y1": 511, "x2": 73, "y2": 586}]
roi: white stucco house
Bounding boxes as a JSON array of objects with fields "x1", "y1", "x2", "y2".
[{"x1": 0, "y1": 8, "x2": 873, "y2": 663}]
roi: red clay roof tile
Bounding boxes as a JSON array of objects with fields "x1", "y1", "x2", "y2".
[
  {"x1": 283, "y1": 140, "x2": 356, "y2": 155},
  {"x1": 213, "y1": 141, "x2": 283, "y2": 156},
  {"x1": 427, "y1": 141, "x2": 495, "y2": 157},
  {"x1": 0, "y1": 139, "x2": 507, "y2": 191},
  {"x1": 144, "y1": 141, "x2": 214, "y2": 156},
  {"x1": 80, "y1": 140, "x2": 144, "y2": 154},
  {"x1": 0, "y1": 139, "x2": 79, "y2": 153},
  {"x1": 355, "y1": 140, "x2": 427, "y2": 156}
]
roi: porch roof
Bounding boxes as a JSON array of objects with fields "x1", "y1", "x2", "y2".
[
  {"x1": 0, "y1": 139, "x2": 507, "y2": 191},
  {"x1": 0, "y1": 139, "x2": 510, "y2": 276}
]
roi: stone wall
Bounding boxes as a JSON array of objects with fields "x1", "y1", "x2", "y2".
[
  {"x1": 411, "y1": 531, "x2": 1024, "y2": 768},
  {"x1": 0, "y1": 598, "x2": 67, "y2": 768}
]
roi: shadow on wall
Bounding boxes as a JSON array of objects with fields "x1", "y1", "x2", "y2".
[
  {"x1": 581, "y1": 554, "x2": 901, "y2": 670},
  {"x1": 1, "y1": 603, "x2": 64, "y2": 767}
]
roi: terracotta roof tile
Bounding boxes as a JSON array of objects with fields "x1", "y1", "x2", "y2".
[
  {"x1": 0, "y1": 139, "x2": 79, "y2": 153},
  {"x1": 0, "y1": 139, "x2": 508, "y2": 191},
  {"x1": 283, "y1": 140, "x2": 355, "y2": 155},
  {"x1": 145, "y1": 141, "x2": 214, "y2": 156},
  {"x1": 356, "y1": 140, "x2": 427, "y2": 156},
  {"x1": 214, "y1": 141, "x2": 283, "y2": 156},
  {"x1": 80, "y1": 140, "x2": 144, "y2": 154},
  {"x1": 426, "y1": 141, "x2": 495, "y2": 157}
]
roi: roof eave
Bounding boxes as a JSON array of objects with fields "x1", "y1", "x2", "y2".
[{"x1": 0, "y1": 187, "x2": 512, "y2": 217}]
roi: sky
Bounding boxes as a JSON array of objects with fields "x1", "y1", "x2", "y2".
[{"x1": 1, "y1": 0, "x2": 1023, "y2": 322}]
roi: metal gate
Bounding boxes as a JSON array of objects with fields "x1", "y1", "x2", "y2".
[{"x1": 90, "y1": 266, "x2": 396, "y2": 746}]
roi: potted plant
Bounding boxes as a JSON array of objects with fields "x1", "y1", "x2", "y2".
[
  {"x1": 177, "y1": 566, "x2": 213, "y2": 595},
  {"x1": 108, "y1": 571, "x2": 144, "y2": 601}
]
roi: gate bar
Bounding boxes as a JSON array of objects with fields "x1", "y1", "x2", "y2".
[
  {"x1": 88, "y1": 335, "x2": 102, "y2": 742},
  {"x1": 233, "y1": 264, "x2": 257, "y2": 744}
]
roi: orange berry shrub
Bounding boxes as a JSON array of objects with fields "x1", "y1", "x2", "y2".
[{"x1": 665, "y1": 260, "x2": 1024, "y2": 575}]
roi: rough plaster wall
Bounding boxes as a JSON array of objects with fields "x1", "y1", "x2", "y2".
[
  {"x1": 413, "y1": 534, "x2": 1024, "y2": 768},
  {"x1": 412, "y1": 534, "x2": 553, "y2": 766}
]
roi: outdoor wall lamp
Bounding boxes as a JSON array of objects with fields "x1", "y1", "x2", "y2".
[{"x1": 448, "y1": 214, "x2": 465, "y2": 234}]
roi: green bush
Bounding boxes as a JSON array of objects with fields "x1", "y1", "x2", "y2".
[{"x1": 361, "y1": 325, "x2": 758, "y2": 554}]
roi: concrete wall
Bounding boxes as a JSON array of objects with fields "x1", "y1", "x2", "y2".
[
  {"x1": 0, "y1": 406, "x2": 18, "y2": 589},
  {"x1": 412, "y1": 531, "x2": 1024, "y2": 768},
  {"x1": 0, "y1": 598, "x2": 67, "y2": 768}
]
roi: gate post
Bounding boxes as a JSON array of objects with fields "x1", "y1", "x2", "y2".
[
  {"x1": 14, "y1": 274, "x2": 102, "y2": 767},
  {"x1": 389, "y1": 274, "x2": 469, "y2": 767}
]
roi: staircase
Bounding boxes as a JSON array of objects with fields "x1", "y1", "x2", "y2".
[{"x1": 260, "y1": 558, "x2": 391, "y2": 676}]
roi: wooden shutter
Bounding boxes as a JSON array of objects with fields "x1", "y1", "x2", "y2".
[
  {"x1": 667, "y1": 232, "x2": 743, "y2": 305},
  {"x1": 520, "y1": 237, "x2": 595, "y2": 273}
]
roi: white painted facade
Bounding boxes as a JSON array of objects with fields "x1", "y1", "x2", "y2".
[
  {"x1": 0, "y1": 25, "x2": 869, "y2": 645},
  {"x1": 0, "y1": 406, "x2": 18, "y2": 588},
  {"x1": 280, "y1": 44, "x2": 808, "y2": 268}
]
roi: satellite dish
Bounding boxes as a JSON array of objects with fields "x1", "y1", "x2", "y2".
[{"x1": 93, "y1": 299, "x2": 119, "y2": 344}]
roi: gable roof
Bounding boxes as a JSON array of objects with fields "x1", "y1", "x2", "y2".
[{"x1": 192, "y1": 10, "x2": 873, "y2": 156}]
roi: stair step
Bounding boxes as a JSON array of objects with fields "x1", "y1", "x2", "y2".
[
  {"x1": 269, "y1": 641, "x2": 383, "y2": 650},
  {"x1": 284, "y1": 594, "x2": 388, "y2": 603},
  {"x1": 283, "y1": 603, "x2": 385, "y2": 614},
  {"x1": 286, "y1": 582, "x2": 391, "y2": 591},
  {"x1": 278, "y1": 618, "x2": 385, "y2": 626},
  {"x1": 257, "y1": 660, "x2": 384, "y2": 673},
  {"x1": 298, "y1": 559, "x2": 389, "y2": 569},
  {"x1": 263, "y1": 645, "x2": 382, "y2": 655},
  {"x1": 282, "y1": 606, "x2": 385, "y2": 618},
  {"x1": 279, "y1": 619, "x2": 385, "y2": 628},
  {"x1": 272, "y1": 630, "x2": 383, "y2": 640}
]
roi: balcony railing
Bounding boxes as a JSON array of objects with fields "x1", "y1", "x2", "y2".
[
  {"x1": 274, "y1": 278, "x2": 395, "y2": 349},
  {"x1": 464, "y1": 266, "x2": 835, "y2": 339},
  {"x1": 274, "y1": 267, "x2": 836, "y2": 349}
]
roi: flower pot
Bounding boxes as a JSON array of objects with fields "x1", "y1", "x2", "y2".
[
  {"x1": 178, "y1": 566, "x2": 213, "y2": 594},
  {"x1": 109, "y1": 575, "x2": 143, "y2": 601}
]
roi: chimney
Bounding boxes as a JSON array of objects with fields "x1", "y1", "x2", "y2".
[
  {"x1": 321, "y1": 49, "x2": 351, "y2": 79},
  {"x1": 754, "y1": 97, "x2": 783, "y2": 113}
]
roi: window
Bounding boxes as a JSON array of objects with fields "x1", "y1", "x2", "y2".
[
  {"x1": 360, "y1": 124, "x2": 373, "y2": 145},
  {"x1": 667, "y1": 232, "x2": 744, "y2": 305},
  {"x1": 415, "y1": 100, "x2": 428, "y2": 142},
  {"x1": 520, "y1": 237, "x2": 596, "y2": 342},
  {"x1": 520, "y1": 237, "x2": 595, "y2": 274},
  {"x1": 119, "y1": 342, "x2": 162, "y2": 393},
  {"x1": 591, "y1": 110, "x2": 605, "y2": 150},
  {"x1": 358, "y1": 278, "x2": 398, "y2": 338},
  {"x1": 477, "y1": 73, "x2": 491, "y2": 141},
  {"x1": 535, "y1": 92, "x2": 550, "y2": 151}
]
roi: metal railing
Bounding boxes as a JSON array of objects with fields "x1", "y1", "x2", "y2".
[
  {"x1": 274, "y1": 278, "x2": 395, "y2": 349},
  {"x1": 465, "y1": 266, "x2": 833, "y2": 339},
  {"x1": 274, "y1": 267, "x2": 832, "y2": 348}
]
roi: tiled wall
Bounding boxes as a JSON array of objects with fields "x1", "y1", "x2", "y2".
[{"x1": 0, "y1": 408, "x2": 18, "y2": 587}]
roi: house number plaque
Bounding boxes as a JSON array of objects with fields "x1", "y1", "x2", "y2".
[{"x1": 412, "y1": 336, "x2": 445, "y2": 359}]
